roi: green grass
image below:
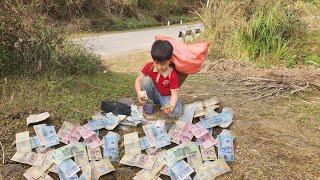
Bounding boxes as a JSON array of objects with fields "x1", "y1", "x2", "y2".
[{"x1": 0, "y1": 72, "x2": 136, "y2": 122}]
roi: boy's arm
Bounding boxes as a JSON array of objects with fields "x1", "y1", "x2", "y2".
[
  {"x1": 135, "y1": 72, "x2": 146, "y2": 104},
  {"x1": 163, "y1": 89, "x2": 179, "y2": 113}
]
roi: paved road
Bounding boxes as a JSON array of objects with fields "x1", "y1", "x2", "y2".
[{"x1": 73, "y1": 23, "x2": 203, "y2": 58}]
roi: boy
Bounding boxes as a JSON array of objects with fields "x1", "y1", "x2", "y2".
[{"x1": 135, "y1": 40, "x2": 183, "y2": 118}]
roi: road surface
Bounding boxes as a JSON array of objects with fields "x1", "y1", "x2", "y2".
[{"x1": 73, "y1": 23, "x2": 203, "y2": 58}]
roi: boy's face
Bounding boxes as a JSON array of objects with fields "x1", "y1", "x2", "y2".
[{"x1": 154, "y1": 60, "x2": 171, "y2": 73}]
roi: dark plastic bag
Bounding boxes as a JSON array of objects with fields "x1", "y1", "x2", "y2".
[{"x1": 100, "y1": 101, "x2": 131, "y2": 116}]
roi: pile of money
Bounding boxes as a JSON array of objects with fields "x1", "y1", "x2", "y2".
[{"x1": 11, "y1": 96, "x2": 235, "y2": 179}]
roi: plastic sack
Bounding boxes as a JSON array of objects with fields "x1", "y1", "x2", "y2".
[{"x1": 155, "y1": 35, "x2": 210, "y2": 74}]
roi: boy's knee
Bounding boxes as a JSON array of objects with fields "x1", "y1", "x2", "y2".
[{"x1": 140, "y1": 76, "x2": 153, "y2": 89}]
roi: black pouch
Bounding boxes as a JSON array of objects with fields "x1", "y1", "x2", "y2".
[{"x1": 100, "y1": 101, "x2": 131, "y2": 116}]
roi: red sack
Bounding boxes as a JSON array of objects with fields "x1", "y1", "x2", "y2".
[{"x1": 155, "y1": 35, "x2": 210, "y2": 74}]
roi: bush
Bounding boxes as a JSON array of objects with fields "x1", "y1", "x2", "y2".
[
  {"x1": 201, "y1": 0, "x2": 312, "y2": 67},
  {"x1": 0, "y1": 2, "x2": 104, "y2": 77}
]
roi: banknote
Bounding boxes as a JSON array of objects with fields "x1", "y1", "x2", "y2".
[
  {"x1": 83, "y1": 134, "x2": 103, "y2": 150},
  {"x1": 51, "y1": 144, "x2": 74, "y2": 164},
  {"x1": 168, "y1": 168, "x2": 192, "y2": 180},
  {"x1": 70, "y1": 142, "x2": 87, "y2": 157},
  {"x1": 217, "y1": 129, "x2": 234, "y2": 162},
  {"x1": 170, "y1": 160, "x2": 194, "y2": 180},
  {"x1": 57, "y1": 159, "x2": 81, "y2": 177},
  {"x1": 26, "y1": 112, "x2": 50, "y2": 125},
  {"x1": 200, "y1": 107, "x2": 233, "y2": 128},
  {"x1": 197, "y1": 132, "x2": 217, "y2": 149},
  {"x1": 194, "y1": 158, "x2": 231, "y2": 179},
  {"x1": 88, "y1": 112, "x2": 119, "y2": 130},
  {"x1": 203, "y1": 97, "x2": 220, "y2": 108},
  {"x1": 57, "y1": 166, "x2": 79, "y2": 180},
  {"x1": 179, "y1": 103, "x2": 196, "y2": 123},
  {"x1": 79, "y1": 163, "x2": 91, "y2": 180},
  {"x1": 11, "y1": 151, "x2": 46, "y2": 166},
  {"x1": 193, "y1": 101, "x2": 205, "y2": 118},
  {"x1": 15, "y1": 131, "x2": 32, "y2": 153},
  {"x1": 42, "y1": 125, "x2": 60, "y2": 147},
  {"x1": 185, "y1": 142, "x2": 202, "y2": 169},
  {"x1": 30, "y1": 136, "x2": 41, "y2": 149},
  {"x1": 161, "y1": 144, "x2": 186, "y2": 167},
  {"x1": 188, "y1": 122, "x2": 208, "y2": 138},
  {"x1": 91, "y1": 159, "x2": 115, "y2": 179},
  {"x1": 135, "y1": 154, "x2": 157, "y2": 169},
  {"x1": 124, "y1": 132, "x2": 141, "y2": 155},
  {"x1": 74, "y1": 152, "x2": 89, "y2": 168},
  {"x1": 77, "y1": 123, "x2": 95, "y2": 139},
  {"x1": 23, "y1": 172, "x2": 54, "y2": 180},
  {"x1": 57, "y1": 121, "x2": 81, "y2": 144},
  {"x1": 200, "y1": 144, "x2": 217, "y2": 161},
  {"x1": 168, "y1": 122, "x2": 193, "y2": 144},
  {"x1": 133, "y1": 153, "x2": 166, "y2": 180},
  {"x1": 103, "y1": 132, "x2": 120, "y2": 162},
  {"x1": 146, "y1": 147, "x2": 163, "y2": 155},
  {"x1": 25, "y1": 152, "x2": 55, "y2": 179},
  {"x1": 88, "y1": 146, "x2": 102, "y2": 160},
  {"x1": 36, "y1": 146, "x2": 52, "y2": 154},
  {"x1": 142, "y1": 120, "x2": 171, "y2": 149},
  {"x1": 34, "y1": 124, "x2": 48, "y2": 146},
  {"x1": 204, "y1": 105, "x2": 219, "y2": 117},
  {"x1": 139, "y1": 136, "x2": 151, "y2": 150}
]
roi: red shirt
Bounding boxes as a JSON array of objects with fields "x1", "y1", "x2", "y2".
[{"x1": 141, "y1": 62, "x2": 179, "y2": 96}]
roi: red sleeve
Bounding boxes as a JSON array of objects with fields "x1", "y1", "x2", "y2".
[
  {"x1": 141, "y1": 62, "x2": 153, "y2": 75},
  {"x1": 170, "y1": 70, "x2": 179, "y2": 90}
]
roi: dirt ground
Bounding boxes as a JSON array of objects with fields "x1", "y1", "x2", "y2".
[{"x1": 1, "y1": 52, "x2": 319, "y2": 179}]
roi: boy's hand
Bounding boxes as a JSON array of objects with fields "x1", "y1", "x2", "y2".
[
  {"x1": 137, "y1": 91, "x2": 147, "y2": 105},
  {"x1": 161, "y1": 105, "x2": 174, "y2": 114}
]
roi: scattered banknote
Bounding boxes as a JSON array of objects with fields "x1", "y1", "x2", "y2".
[
  {"x1": 161, "y1": 143, "x2": 197, "y2": 167},
  {"x1": 126, "y1": 105, "x2": 147, "y2": 126},
  {"x1": 139, "y1": 136, "x2": 151, "y2": 150},
  {"x1": 204, "y1": 105, "x2": 219, "y2": 117},
  {"x1": 88, "y1": 146, "x2": 102, "y2": 161},
  {"x1": 42, "y1": 125, "x2": 60, "y2": 147},
  {"x1": 11, "y1": 151, "x2": 46, "y2": 166},
  {"x1": 133, "y1": 153, "x2": 166, "y2": 180},
  {"x1": 25, "y1": 153, "x2": 54, "y2": 179},
  {"x1": 194, "y1": 159, "x2": 231, "y2": 180},
  {"x1": 88, "y1": 112, "x2": 119, "y2": 130},
  {"x1": 83, "y1": 134, "x2": 103, "y2": 150},
  {"x1": 34, "y1": 124, "x2": 48, "y2": 146},
  {"x1": 217, "y1": 129, "x2": 235, "y2": 162},
  {"x1": 57, "y1": 121, "x2": 81, "y2": 144},
  {"x1": 200, "y1": 107, "x2": 233, "y2": 128},
  {"x1": 203, "y1": 97, "x2": 220, "y2": 108},
  {"x1": 78, "y1": 123, "x2": 96, "y2": 139},
  {"x1": 57, "y1": 166, "x2": 79, "y2": 180},
  {"x1": 74, "y1": 152, "x2": 89, "y2": 168},
  {"x1": 26, "y1": 112, "x2": 50, "y2": 125},
  {"x1": 123, "y1": 132, "x2": 141, "y2": 155},
  {"x1": 146, "y1": 147, "x2": 163, "y2": 155},
  {"x1": 51, "y1": 142, "x2": 86, "y2": 164},
  {"x1": 23, "y1": 172, "x2": 54, "y2": 180},
  {"x1": 79, "y1": 163, "x2": 91, "y2": 180},
  {"x1": 168, "y1": 168, "x2": 192, "y2": 180},
  {"x1": 179, "y1": 103, "x2": 196, "y2": 123},
  {"x1": 57, "y1": 159, "x2": 81, "y2": 177},
  {"x1": 142, "y1": 120, "x2": 171, "y2": 149},
  {"x1": 188, "y1": 123, "x2": 217, "y2": 149},
  {"x1": 30, "y1": 136, "x2": 41, "y2": 149},
  {"x1": 15, "y1": 131, "x2": 32, "y2": 153},
  {"x1": 135, "y1": 154, "x2": 157, "y2": 169},
  {"x1": 168, "y1": 122, "x2": 193, "y2": 144},
  {"x1": 91, "y1": 159, "x2": 115, "y2": 179},
  {"x1": 193, "y1": 101, "x2": 205, "y2": 118},
  {"x1": 36, "y1": 146, "x2": 52, "y2": 154},
  {"x1": 103, "y1": 132, "x2": 120, "y2": 162},
  {"x1": 170, "y1": 160, "x2": 194, "y2": 180},
  {"x1": 200, "y1": 144, "x2": 217, "y2": 161},
  {"x1": 186, "y1": 143, "x2": 202, "y2": 169}
]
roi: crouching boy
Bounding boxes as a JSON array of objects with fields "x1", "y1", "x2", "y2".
[{"x1": 135, "y1": 40, "x2": 183, "y2": 118}]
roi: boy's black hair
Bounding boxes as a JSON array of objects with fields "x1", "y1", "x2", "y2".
[{"x1": 151, "y1": 40, "x2": 173, "y2": 62}]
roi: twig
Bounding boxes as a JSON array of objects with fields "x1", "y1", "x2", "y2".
[
  {"x1": 240, "y1": 90, "x2": 279, "y2": 105},
  {"x1": 0, "y1": 140, "x2": 5, "y2": 165}
]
